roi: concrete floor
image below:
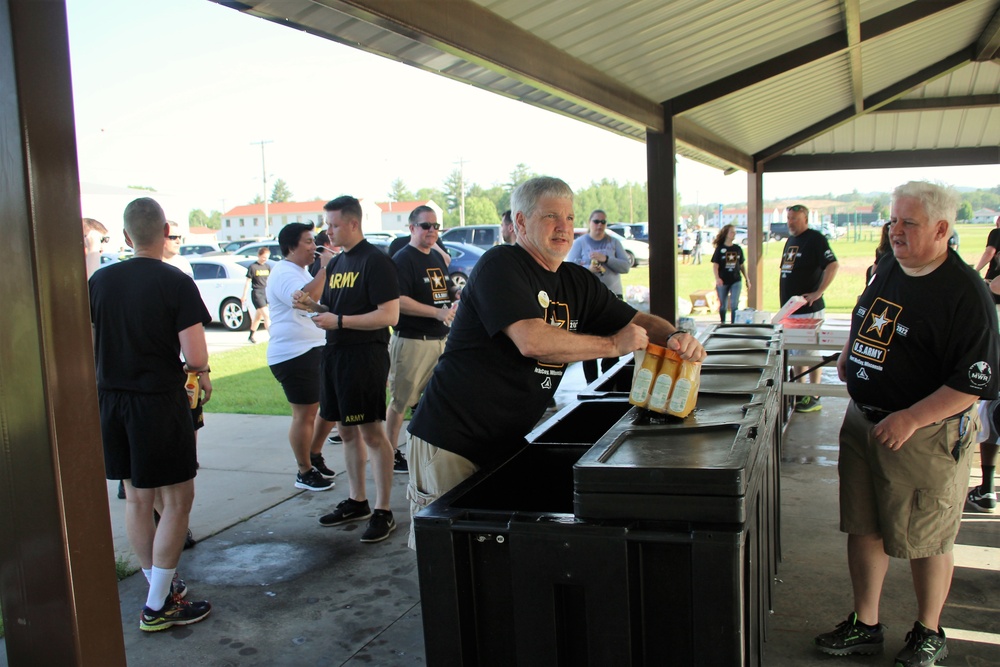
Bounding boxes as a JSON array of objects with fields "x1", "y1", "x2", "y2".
[{"x1": 2, "y1": 365, "x2": 999, "y2": 666}]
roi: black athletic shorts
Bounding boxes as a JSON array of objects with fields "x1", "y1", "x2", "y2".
[
  {"x1": 99, "y1": 388, "x2": 198, "y2": 488},
  {"x1": 269, "y1": 346, "x2": 323, "y2": 405},
  {"x1": 251, "y1": 289, "x2": 268, "y2": 309},
  {"x1": 319, "y1": 342, "x2": 389, "y2": 426}
]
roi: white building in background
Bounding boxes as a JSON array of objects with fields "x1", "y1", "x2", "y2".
[
  {"x1": 80, "y1": 183, "x2": 185, "y2": 251},
  {"x1": 972, "y1": 208, "x2": 998, "y2": 224},
  {"x1": 219, "y1": 198, "x2": 383, "y2": 243},
  {"x1": 376, "y1": 200, "x2": 444, "y2": 232}
]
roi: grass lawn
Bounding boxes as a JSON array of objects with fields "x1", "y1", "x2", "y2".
[
  {"x1": 204, "y1": 344, "x2": 289, "y2": 416},
  {"x1": 622, "y1": 223, "x2": 990, "y2": 315}
]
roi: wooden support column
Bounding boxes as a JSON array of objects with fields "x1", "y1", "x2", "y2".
[
  {"x1": 747, "y1": 167, "x2": 765, "y2": 309},
  {"x1": 0, "y1": 1, "x2": 126, "y2": 664},
  {"x1": 646, "y1": 109, "x2": 678, "y2": 324}
]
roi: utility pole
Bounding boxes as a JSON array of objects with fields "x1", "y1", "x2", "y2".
[
  {"x1": 454, "y1": 157, "x2": 468, "y2": 227},
  {"x1": 251, "y1": 140, "x2": 273, "y2": 237}
]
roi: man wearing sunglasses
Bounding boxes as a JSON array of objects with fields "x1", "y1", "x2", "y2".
[
  {"x1": 83, "y1": 217, "x2": 110, "y2": 278},
  {"x1": 385, "y1": 206, "x2": 458, "y2": 475},
  {"x1": 163, "y1": 222, "x2": 193, "y2": 277},
  {"x1": 780, "y1": 203, "x2": 839, "y2": 413}
]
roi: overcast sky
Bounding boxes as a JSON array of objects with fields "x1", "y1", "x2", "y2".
[{"x1": 66, "y1": 0, "x2": 998, "y2": 216}]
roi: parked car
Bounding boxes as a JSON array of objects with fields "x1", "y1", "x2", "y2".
[
  {"x1": 440, "y1": 224, "x2": 501, "y2": 249},
  {"x1": 767, "y1": 222, "x2": 790, "y2": 241},
  {"x1": 608, "y1": 223, "x2": 648, "y2": 242},
  {"x1": 365, "y1": 231, "x2": 408, "y2": 243},
  {"x1": 572, "y1": 228, "x2": 649, "y2": 267},
  {"x1": 221, "y1": 239, "x2": 264, "y2": 253},
  {"x1": 189, "y1": 257, "x2": 257, "y2": 331},
  {"x1": 442, "y1": 242, "x2": 486, "y2": 291},
  {"x1": 232, "y1": 240, "x2": 283, "y2": 261},
  {"x1": 732, "y1": 226, "x2": 749, "y2": 246},
  {"x1": 178, "y1": 243, "x2": 220, "y2": 256}
]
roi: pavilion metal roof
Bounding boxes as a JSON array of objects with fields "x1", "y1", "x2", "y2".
[{"x1": 214, "y1": 0, "x2": 1000, "y2": 174}]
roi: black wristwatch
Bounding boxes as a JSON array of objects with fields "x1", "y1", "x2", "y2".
[{"x1": 337, "y1": 314, "x2": 343, "y2": 330}]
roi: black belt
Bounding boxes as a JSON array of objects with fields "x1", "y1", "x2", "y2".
[
  {"x1": 855, "y1": 402, "x2": 972, "y2": 424},
  {"x1": 395, "y1": 331, "x2": 447, "y2": 341}
]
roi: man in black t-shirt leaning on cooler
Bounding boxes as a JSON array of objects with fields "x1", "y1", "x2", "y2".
[
  {"x1": 403, "y1": 176, "x2": 707, "y2": 550},
  {"x1": 89, "y1": 197, "x2": 213, "y2": 631},
  {"x1": 293, "y1": 196, "x2": 401, "y2": 544},
  {"x1": 813, "y1": 181, "x2": 999, "y2": 665},
  {"x1": 779, "y1": 203, "x2": 839, "y2": 413}
]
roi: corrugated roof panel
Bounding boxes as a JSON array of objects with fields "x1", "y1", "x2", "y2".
[
  {"x1": 860, "y1": 0, "x2": 996, "y2": 94},
  {"x1": 683, "y1": 53, "x2": 854, "y2": 153},
  {"x1": 899, "y1": 61, "x2": 1000, "y2": 99}
]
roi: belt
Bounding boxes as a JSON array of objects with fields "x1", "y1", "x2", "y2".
[
  {"x1": 395, "y1": 331, "x2": 447, "y2": 341},
  {"x1": 855, "y1": 402, "x2": 972, "y2": 425}
]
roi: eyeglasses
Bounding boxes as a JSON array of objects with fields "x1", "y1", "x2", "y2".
[
  {"x1": 167, "y1": 235, "x2": 183, "y2": 241},
  {"x1": 417, "y1": 222, "x2": 440, "y2": 231},
  {"x1": 591, "y1": 219, "x2": 608, "y2": 225},
  {"x1": 100, "y1": 236, "x2": 111, "y2": 244},
  {"x1": 786, "y1": 205, "x2": 808, "y2": 213}
]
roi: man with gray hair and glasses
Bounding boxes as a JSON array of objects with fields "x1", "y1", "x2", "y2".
[{"x1": 404, "y1": 176, "x2": 706, "y2": 549}]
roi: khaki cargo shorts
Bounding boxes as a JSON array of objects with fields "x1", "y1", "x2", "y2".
[
  {"x1": 406, "y1": 434, "x2": 479, "y2": 550},
  {"x1": 839, "y1": 400, "x2": 976, "y2": 559}
]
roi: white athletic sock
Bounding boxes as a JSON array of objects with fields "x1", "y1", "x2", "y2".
[
  {"x1": 142, "y1": 568, "x2": 153, "y2": 583},
  {"x1": 145, "y1": 566, "x2": 176, "y2": 611}
]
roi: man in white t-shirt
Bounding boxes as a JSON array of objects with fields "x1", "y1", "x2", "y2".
[
  {"x1": 162, "y1": 222, "x2": 194, "y2": 276},
  {"x1": 265, "y1": 222, "x2": 339, "y2": 491}
]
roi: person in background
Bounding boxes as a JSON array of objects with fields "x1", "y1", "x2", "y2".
[
  {"x1": 90, "y1": 197, "x2": 212, "y2": 631},
  {"x1": 814, "y1": 181, "x2": 998, "y2": 666},
  {"x1": 692, "y1": 227, "x2": 703, "y2": 265},
  {"x1": 500, "y1": 209, "x2": 516, "y2": 244},
  {"x1": 309, "y1": 229, "x2": 337, "y2": 277},
  {"x1": 711, "y1": 224, "x2": 751, "y2": 323},
  {"x1": 83, "y1": 217, "x2": 109, "y2": 278},
  {"x1": 780, "y1": 203, "x2": 839, "y2": 413},
  {"x1": 865, "y1": 221, "x2": 891, "y2": 284},
  {"x1": 163, "y1": 222, "x2": 193, "y2": 277},
  {"x1": 565, "y1": 208, "x2": 632, "y2": 384},
  {"x1": 242, "y1": 247, "x2": 272, "y2": 344},
  {"x1": 389, "y1": 218, "x2": 452, "y2": 266}
]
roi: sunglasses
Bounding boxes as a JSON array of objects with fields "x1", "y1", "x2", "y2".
[
  {"x1": 417, "y1": 222, "x2": 440, "y2": 231},
  {"x1": 100, "y1": 236, "x2": 111, "y2": 244},
  {"x1": 167, "y1": 235, "x2": 183, "y2": 241},
  {"x1": 786, "y1": 205, "x2": 807, "y2": 213},
  {"x1": 591, "y1": 219, "x2": 608, "y2": 225}
]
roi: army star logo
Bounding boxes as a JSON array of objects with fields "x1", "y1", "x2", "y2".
[
  {"x1": 429, "y1": 272, "x2": 446, "y2": 290},
  {"x1": 866, "y1": 308, "x2": 892, "y2": 337}
]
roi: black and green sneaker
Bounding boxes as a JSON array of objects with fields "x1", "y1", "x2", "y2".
[
  {"x1": 795, "y1": 395, "x2": 822, "y2": 413},
  {"x1": 894, "y1": 622, "x2": 947, "y2": 667},
  {"x1": 815, "y1": 612, "x2": 885, "y2": 655}
]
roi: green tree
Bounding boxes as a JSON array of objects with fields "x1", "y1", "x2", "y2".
[
  {"x1": 388, "y1": 178, "x2": 414, "y2": 202},
  {"x1": 206, "y1": 210, "x2": 222, "y2": 230},
  {"x1": 189, "y1": 209, "x2": 209, "y2": 228},
  {"x1": 250, "y1": 194, "x2": 263, "y2": 205},
  {"x1": 127, "y1": 184, "x2": 157, "y2": 191},
  {"x1": 443, "y1": 169, "x2": 465, "y2": 213},
  {"x1": 872, "y1": 197, "x2": 887, "y2": 221},
  {"x1": 957, "y1": 201, "x2": 973, "y2": 221},
  {"x1": 464, "y1": 196, "x2": 499, "y2": 226},
  {"x1": 270, "y1": 178, "x2": 293, "y2": 203}
]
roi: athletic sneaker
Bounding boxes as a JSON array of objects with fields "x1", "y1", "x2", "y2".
[
  {"x1": 318, "y1": 498, "x2": 372, "y2": 527},
  {"x1": 814, "y1": 612, "x2": 885, "y2": 656},
  {"x1": 183, "y1": 529, "x2": 196, "y2": 550},
  {"x1": 170, "y1": 573, "x2": 187, "y2": 599},
  {"x1": 139, "y1": 595, "x2": 211, "y2": 632},
  {"x1": 295, "y1": 467, "x2": 334, "y2": 491},
  {"x1": 393, "y1": 449, "x2": 409, "y2": 474},
  {"x1": 965, "y1": 484, "x2": 997, "y2": 512},
  {"x1": 328, "y1": 433, "x2": 343, "y2": 444},
  {"x1": 310, "y1": 453, "x2": 336, "y2": 478},
  {"x1": 796, "y1": 396, "x2": 822, "y2": 413},
  {"x1": 894, "y1": 622, "x2": 947, "y2": 667},
  {"x1": 360, "y1": 510, "x2": 396, "y2": 543}
]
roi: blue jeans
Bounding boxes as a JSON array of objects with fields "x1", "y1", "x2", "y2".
[{"x1": 716, "y1": 282, "x2": 742, "y2": 322}]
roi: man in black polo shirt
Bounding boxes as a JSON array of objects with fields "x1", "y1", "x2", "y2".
[
  {"x1": 814, "y1": 182, "x2": 999, "y2": 666},
  {"x1": 779, "y1": 203, "x2": 839, "y2": 413},
  {"x1": 386, "y1": 206, "x2": 456, "y2": 474}
]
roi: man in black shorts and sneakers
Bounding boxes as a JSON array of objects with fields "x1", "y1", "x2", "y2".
[
  {"x1": 780, "y1": 203, "x2": 839, "y2": 413},
  {"x1": 814, "y1": 181, "x2": 999, "y2": 666},
  {"x1": 405, "y1": 176, "x2": 707, "y2": 550},
  {"x1": 294, "y1": 196, "x2": 401, "y2": 543},
  {"x1": 89, "y1": 197, "x2": 212, "y2": 631}
]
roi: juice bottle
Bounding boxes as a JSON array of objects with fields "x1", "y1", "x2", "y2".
[
  {"x1": 185, "y1": 372, "x2": 200, "y2": 409},
  {"x1": 667, "y1": 358, "x2": 702, "y2": 417},
  {"x1": 629, "y1": 343, "x2": 666, "y2": 408},
  {"x1": 647, "y1": 349, "x2": 682, "y2": 414}
]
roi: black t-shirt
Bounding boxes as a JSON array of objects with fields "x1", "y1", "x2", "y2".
[
  {"x1": 89, "y1": 258, "x2": 211, "y2": 392},
  {"x1": 779, "y1": 229, "x2": 836, "y2": 314},
  {"x1": 320, "y1": 239, "x2": 400, "y2": 347},
  {"x1": 844, "y1": 251, "x2": 1000, "y2": 411},
  {"x1": 987, "y1": 228, "x2": 1000, "y2": 281},
  {"x1": 711, "y1": 244, "x2": 744, "y2": 285},
  {"x1": 389, "y1": 235, "x2": 449, "y2": 259},
  {"x1": 246, "y1": 261, "x2": 271, "y2": 291},
  {"x1": 408, "y1": 244, "x2": 637, "y2": 466},
  {"x1": 393, "y1": 245, "x2": 452, "y2": 337}
]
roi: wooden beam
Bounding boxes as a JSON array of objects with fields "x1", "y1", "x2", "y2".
[
  {"x1": 975, "y1": 3, "x2": 1000, "y2": 61},
  {"x1": 668, "y1": 0, "x2": 966, "y2": 113},
  {"x1": 755, "y1": 48, "x2": 972, "y2": 163},
  {"x1": 764, "y1": 147, "x2": 1000, "y2": 172},
  {"x1": 746, "y1": 169, "x2": 765, "y2": 310},
  {"x1": 874, "y1": 94, "x2": 1000, "y2": 112},
  {"x1": 842, "y1": 0, "x2": 863, "y2": 114},
  {"x1": 646, "y1": 119, "x2": 678, "y2": 325}
]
